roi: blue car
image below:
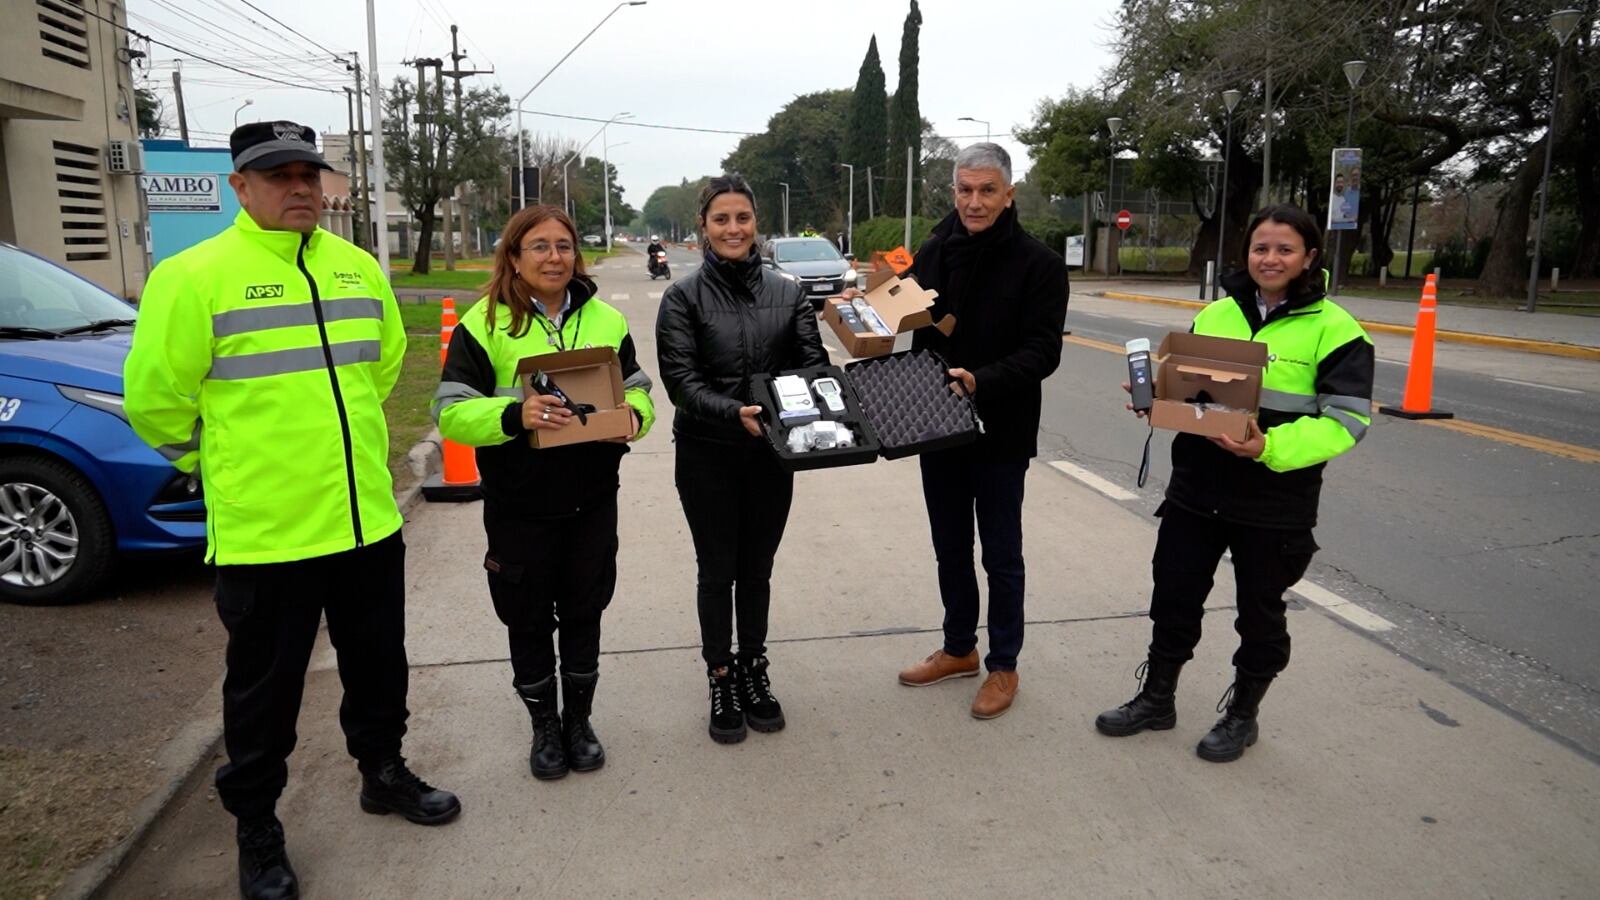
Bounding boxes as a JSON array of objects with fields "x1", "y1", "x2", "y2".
[{"x1": 0, "y1": 243, "x2": 205, "y2": 604}]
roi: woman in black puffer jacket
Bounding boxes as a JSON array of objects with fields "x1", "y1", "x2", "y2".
[{"x1": 656, "y1": 175, "x2": 827, "y2": 745}]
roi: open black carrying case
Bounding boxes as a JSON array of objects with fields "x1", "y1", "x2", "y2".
[{"x1": 754, "y1": 349, "x2": 982, "y2": 471}]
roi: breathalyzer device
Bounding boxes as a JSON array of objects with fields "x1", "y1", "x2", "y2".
[{"x1": 1125, "y1": 338, "x2": 1154, "y2": 413}]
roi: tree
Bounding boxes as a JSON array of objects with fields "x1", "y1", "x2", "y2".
[
  {"x1": 642, "y1": 178, "x2": 709, "y2": 241},
  {"x1": 920, "y1": 130, "x2": 957, "y2": 220},
  {"x1": 723, "y1": 89, "x2": 855, "y2": 234},
  {"x1": 382, "y1": 74, "x2": 510, "y2": 273},
  {"x1": 134, "y1": 87, "x2": 163, "y2": 138},
  {"x1": 846, "y1": 36, "x2": 889, "y2": 224},
  {"x1": 882, "y1": 0, "x2": 923, "y2": 217}
]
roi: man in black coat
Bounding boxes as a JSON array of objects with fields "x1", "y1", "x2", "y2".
[{"x1": 894, "y1": 143, "x2": 1069, "y2": 719}]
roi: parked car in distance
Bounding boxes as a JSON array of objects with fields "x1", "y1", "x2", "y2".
[
  {"x1": 0, "y1": 243, "x2": 205, "y2": 605},
  {"x1": 760, "y1": 237, "x2": 860, "y2": 311}
]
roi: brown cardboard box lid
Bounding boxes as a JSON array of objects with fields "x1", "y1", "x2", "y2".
[
  {"x1": 515, "y1": 346, "x2": 625, "y2": 404},
  {"x1": 1156, "y1": 331, "x2": 1268, "y2": 367},
  {"x1": 861, "y1": 270, "x2": 953, "y2": 336}
]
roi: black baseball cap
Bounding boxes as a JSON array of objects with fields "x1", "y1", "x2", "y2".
[{"x1": 230, "y1": 120, "x2": 334, "y2": 173}]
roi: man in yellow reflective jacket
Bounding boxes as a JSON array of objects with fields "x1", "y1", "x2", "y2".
[{"x1": 125, "y1": 121, "x2": 459, "y2": 900}]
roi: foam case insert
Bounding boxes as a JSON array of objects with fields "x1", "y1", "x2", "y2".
[{"x1": 845, "y1": 349, "x2": 981, "y2": 459}]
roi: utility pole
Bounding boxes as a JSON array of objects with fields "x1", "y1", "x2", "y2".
[
  {"x1": 365, "y1": 0, "x2": 391, "y2": 274},
  {"x1": 441, "y1": 25, "x2": 492, "y2": 268},
  {"x1": 171, "y1": 62, "x2": 189, "y2": 143},
  {"x1": 902, "y1": 145, "x2": 912, "y2": 249},
  {"x1": 344, "y1": 87, "x2": 365, "y2": 250},
  {"x1": 349, "y1": 53, "x2": 370, "y2": 251},
  {"x1": 866, "y1": 166, "x2": 874, "y2": 220}
]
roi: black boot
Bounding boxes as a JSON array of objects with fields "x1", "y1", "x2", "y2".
[
  {"x1": 561, "y1": 670, "x2": 606, "y2": 772},
  {"x1": 517, "y1": 676, "x2": 568, "y2": 780},
  {"x1": 707, "y1": 665, "x2": 746, "y2": 744},
  {"x1": 1095, "y1": 656, "x2": 1183, "y2": 737},
  {"x1": 237, "y1": 815, "x2": 298, "y2": 900},
  {"x1": 737, "y1": 655, "x2": 786, "y2": 733},
  {"x1": 358, "y1": 756, "x2": 462, "y2": 824},
  {"x1": 1196, "y1": 670, "x2": 1274, "y2": 763}
]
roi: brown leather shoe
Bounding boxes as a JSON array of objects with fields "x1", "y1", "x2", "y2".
[
  {"x1": 970, "y1": 671, "x2": 1019, "y2": 719},
  {"x1": 898, "y1": 649, "x2": 980, "y2": 686}
]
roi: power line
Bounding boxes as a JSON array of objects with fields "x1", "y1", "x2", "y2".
[
  {"x1": 141, "y1": 0, "x2": 330, "y2": 86},
  {"x1": 231, "y1": 0, "x2": 345, "y2": 61},
  {"x1": 80, "y1": 5, "x2": 344, "y2": 94},
  {"x1": 518, "y1": 109, "x2": 757, "y2": 136}
]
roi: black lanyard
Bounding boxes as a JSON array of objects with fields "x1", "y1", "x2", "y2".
[{"x1": 533, "y1": 304, "x2": 583, "y2": 351}]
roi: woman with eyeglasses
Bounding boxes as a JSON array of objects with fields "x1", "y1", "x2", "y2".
[
  {"x1": 434, "y1": 205, "x2": 655, "y2": 780},
  {"x1": 656, "y1": 174, "x2": 828, "y2": 744}
]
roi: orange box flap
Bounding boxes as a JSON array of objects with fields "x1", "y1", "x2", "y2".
[{"x1": 1172, "y1": 363, "x2": 1252, "y2": 383}]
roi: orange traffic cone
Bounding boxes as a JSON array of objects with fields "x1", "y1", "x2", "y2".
[
  {"x1": 1379, "y1": 273, "x2": 1454, "y2": 420},
  {"x1": 422, "y1": 297, "x2": 483, "y2": 502}
]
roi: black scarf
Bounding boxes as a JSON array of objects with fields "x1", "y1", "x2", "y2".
[
  {"x1": 932, "y1": 205, "x2": 1020, "y2": 314},
  {"x1": 702, "y1": 245, "x2": 763, "y2": 294}
]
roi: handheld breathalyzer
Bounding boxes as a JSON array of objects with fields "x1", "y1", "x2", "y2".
[{"x1": 1125, "y1": 338, "x2": 1154, "y2": 413}]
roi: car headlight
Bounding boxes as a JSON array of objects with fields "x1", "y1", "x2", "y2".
[
  {"x1": 151, "y1": 471, "x2": 203, "y2": 505},
  {"x1": 844, "y1": 268, "x2": 858, "y2": 283},
  {"x1": 58, "y1": 385, "x2": 127, "y2": 421},
  {"x1": 779, "y1": 271, "x2": 799, "y2": 282}
]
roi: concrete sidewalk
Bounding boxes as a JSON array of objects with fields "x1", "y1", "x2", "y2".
[
  {"x1": 1093, "y1": 280, "x2": 1600, "y2": 358},
  {"x1": 103, "y1": 443, "x2": 1600, "y2": 897}
]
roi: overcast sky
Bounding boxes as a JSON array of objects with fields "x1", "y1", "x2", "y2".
[{"x1": 129, "y1": 0, "x2": 1122, "y2": 209}]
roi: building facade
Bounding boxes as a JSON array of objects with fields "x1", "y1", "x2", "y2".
[{"x1": 0, "y1": 0, "x2": 148, "y2": 298}]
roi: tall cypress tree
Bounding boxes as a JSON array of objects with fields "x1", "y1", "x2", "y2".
[
  {"x1": 884, "y1": 0, "x2": 923, "y2": 218},
  {"x1": 846, "y1": 36, "x2": 888, "y2": 224}
]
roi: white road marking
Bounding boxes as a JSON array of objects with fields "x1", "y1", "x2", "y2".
[
  {"x1": 647, "y1": 291, "x2": 663, "y2": 300},
  {"x1": 1135, "y1": 320, "x2": 1166, "y2": 328},
  {"x1": 1289, "y1": 579, "x2": 1396, "y2": 632},
  {"x1": 1047, "y1": 460, "x2": 1139, "y2": 502},
  {"x1": 1377, "y1": 358, "x2": 1407, "y2": 365},
  {"x1": 1495, "y1": 377, "x2": 1583, "y2": 395},
  {"x1": 610, "y1": 293, "x2": 629, "y2": 301},
  {"x1": 1079, "y1": 312, "x2": 1109, "y2": 319}
]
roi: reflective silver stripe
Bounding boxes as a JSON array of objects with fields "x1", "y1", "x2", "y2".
[
  {"x1": 430, "y1": 382, "x2": 521, "y2": 421},
  {"x1": 156, "y1": 422, "x2": 202, "y2": 461},
  {"x1": 1318, "y1": 393, "x2": 1373, "y2": 417},
  {"x1": 623, "y1": 368, "x2": 653, "y2": 393},
  {"x1": 1324, "y1": 406, "x2": 1370, "y2": 442},
  {"x1": 213, "y1": 297, "x2": 383, "y2": 337},
  {"x1": 1258, "y1": 388, "x2": 1319, "y2": 414},
  {"x1": 209, "y1": 340, "x2": 381, "y2": 380}
]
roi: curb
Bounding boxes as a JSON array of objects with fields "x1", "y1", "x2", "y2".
[
  {"x1": 1096, "y1": 290, "x2": 1600, "y2": 362},
  {"x1": 59, "y1": 434, "x2": 448, "y2": 900}
]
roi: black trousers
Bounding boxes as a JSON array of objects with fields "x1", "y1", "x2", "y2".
[
  {"x1": 920, "y1": 447, "x2": 1029, "y2": 672},
  {"x1": 1148, "y1": 502, "x2": 1318, "y2": 677},
  {"x1": 213, "y1": 533, "x2": 409, "y2": 821},
  {"x1": 482, "y1": 496, "x2": 618, "y2": 688},
  {"x1": 674, "y1": 435, "x2": 794, "y2": 669}
]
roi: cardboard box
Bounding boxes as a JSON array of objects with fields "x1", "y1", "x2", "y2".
[
  {"x1": 516, "y1": 347, "x2": 635, "y2": 448},
  {"x1": 821, "y1": 268, "x2": 954, "y2": 358},
  {"x1": 1147, "y1": 332, "x2": 1268, "y2": 440}
]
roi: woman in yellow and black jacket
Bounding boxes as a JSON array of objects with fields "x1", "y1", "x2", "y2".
[
  {"x1": 1096, "y1": 204, "x2": 1374, "y2": 763},
  {"x1": 433, "y1": 205, "x2": 654, "y2": 782}
]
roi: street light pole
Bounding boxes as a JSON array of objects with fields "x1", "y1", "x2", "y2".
[
  {"x1": 777, "y1": 181, "x2": 790, "y2": 236},
  {"x1": 364, "y1": 0, "x2": 390, "y2": 274},
  {"x1": 957, "y1": 116, "x2": 991, "y2": 142},
  {"x1": 1105, "y1": 117, "x2": 1122, "y2": 277},
  {"x1": 1215, "y1": 89, "x2": 1242, "y2": 301},
  {"x1": 1330, "y1": 59, "x2": 1367, "y2": 297},
  {"x1": 1527, "y1": 9, "x2": 1583, "y2": 313},
  {"x1": 562, "y1": 112, "x2": 629, "y2": 217},
  {"x1": 233, "y1": 99, "x2": 253, "y2": 126},
  {"x1": 839, "y1": 163, "x2": 855, "y2": 254},
  {"x1": 515, "y1": 1, "x2": 646, "y2": 210}
]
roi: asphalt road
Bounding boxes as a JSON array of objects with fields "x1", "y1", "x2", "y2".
[{"x1": 1046, "y1": 293, "x2": 1600, "y2": 758}]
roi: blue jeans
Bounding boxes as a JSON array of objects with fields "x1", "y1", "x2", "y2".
[{"x1": 919, "y1": 448, "x2": 1029, "y2": 671}]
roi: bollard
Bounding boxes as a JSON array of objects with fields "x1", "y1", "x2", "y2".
[
  {"x1": 1201, "y1": 261, "x2": 1214, "y2": 301},
  {"x1": 1379, "y1": 273, "x2": 1454, "y2": 421},
  {"x1": 422, "y1": 297, "x2": 483, "y2": 501},
  {"x1": 1552, "y1": 267, "x2": 1560, "y2": 291},
  {"x1": 1379, "y1": 266, "x2": 1388, "y2": 288}
]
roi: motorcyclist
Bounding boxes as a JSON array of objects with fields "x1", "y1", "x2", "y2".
[{"x1": 646, "y1": 235, "x2": 668, "y2": 277}]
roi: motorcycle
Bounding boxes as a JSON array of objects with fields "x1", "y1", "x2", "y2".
[{"x1": 647, "y1": 250, "x2": 671, "y2": 280}]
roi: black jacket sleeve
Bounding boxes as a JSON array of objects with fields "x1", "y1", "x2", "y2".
[
  {"x1": 970, "y1": 254, "x2": 1069, "y2": 395},
  {"x1": 790, "y1": 282, "x2": 829, "y2": 368},
  {"x1": 655, "y1": 284, "x2": 742, "y2": 421}
]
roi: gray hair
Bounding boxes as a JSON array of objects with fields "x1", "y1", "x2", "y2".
[{"x1": 952, "y1": 142, "x2": 1012, "y2": 186}]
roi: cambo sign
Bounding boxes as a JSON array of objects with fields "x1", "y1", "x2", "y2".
[{"x1": 140, "y1": 173, "x2": 222, "y2": 212}]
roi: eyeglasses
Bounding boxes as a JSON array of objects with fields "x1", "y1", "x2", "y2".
[{"x1": 520, "y1": 240, "x2": 576, "y2": 257}]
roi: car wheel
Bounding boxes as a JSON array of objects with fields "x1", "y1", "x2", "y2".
[{"x1": 0, "y1": 456, "x2": 115, "y2": 605}]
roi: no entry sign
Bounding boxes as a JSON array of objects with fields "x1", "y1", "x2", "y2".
[{"x1": 1116, "y1": 209, "x2": 1133, "y2": 231}]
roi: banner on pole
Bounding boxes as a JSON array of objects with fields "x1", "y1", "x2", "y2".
[{"x1": 1326, "y1": 148, "x2": 1361, "y2": 231}]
